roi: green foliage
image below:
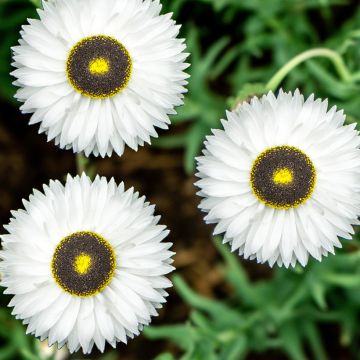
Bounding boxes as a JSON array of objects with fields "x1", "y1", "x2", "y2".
[
  {"x1": 0, "y1": 307, "x2": 57, "y2": 360},
  {"x1": 0, "y1": 0, "x2": 37, "y2": 102},
  {"x1": 157, "y1": 0, "x2": 360, "y2": 173},
  {"x1": 153, "y1": 27, "x2": 239, "y2": 173},
  {"x1": 145, "y1": 237, "x2": 360, "y2": 359}
]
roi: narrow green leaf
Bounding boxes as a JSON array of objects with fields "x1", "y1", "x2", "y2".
[
  {"x1": 219, "y1": 336, "x2": 248, "y2": 360},
  {"x1": 309, "y1": 282, "x2": 327, "y2": 310},
  {"x1": 280, "y1": 324, "x2": 307, "y2": 360},
  {"x1": 322, "y1": 273, "x2": 360, "y2": 287},
  {"x1": 29, "y1": 0, "x2": 42, "y2": 7},
  {"x1": 302, "y1": 321, "x2": 327, "y2": 360},
  {"x1": 153, "y1": 354, "x2": 176, "y2": 360},
  {"x1": 184, "y1": 122, "x2": 210, "y2": 174},
  {"x1": 213, "y1": 237, "x2": 259, "y2": 306},
  {"x1": 173, "y1": 275, "x2": 243, "y2": 326},
  {"x1": 144, "y1": 324, "x2": 196, "y2": 350}
]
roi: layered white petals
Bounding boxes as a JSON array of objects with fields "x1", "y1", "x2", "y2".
[
  {"x1": 12, "y1": 0, "x2": 189, "y2": 157},
  {"x1": 196, "y1": 90, "x2": 360, "y2": 267},
  {"x1": 0, "y1": 174, "x2": 173, "y2": 353}
]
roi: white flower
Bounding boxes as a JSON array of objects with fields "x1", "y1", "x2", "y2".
[
  {"x1": 196, "y1": 90, "x2": 360, "y2": 268},
  {"x1": 0, "y1": 174, "x2": 174, "y2": 353},
  {"x1": 12, "y1": 0, "x2": 189, "y2": 157}
]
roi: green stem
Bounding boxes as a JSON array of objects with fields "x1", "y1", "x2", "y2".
[
  {"x1": 266, "y1": 48, "x2": 352, "y2": 91},
  {"x1": 76, "y1": 153, "x2": 89, "y2": 175},
  {"x1": 76, "y1": 153, "x2": 97, "y2": 179}
]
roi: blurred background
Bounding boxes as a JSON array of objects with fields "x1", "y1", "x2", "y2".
[{"x1": 1, "y1": 0, "x2": 360, "y2": 359}]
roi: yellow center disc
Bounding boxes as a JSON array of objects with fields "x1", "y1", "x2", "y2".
[
  {"x1": 74, "y1": 253, "x2": 92, "y2": 274},
  {"x1": 66, "y1": 35, "x2": 132, "y2": 99},
  {"x1": 89, "y1": 57, "x2": 110, "y2": 75},
  {"x1": 51, "y1": 231, "x2": 116, "y2": 297},
  {"x1": 272, "y1": 167, "x2": 293, "y2": 185},
  {"x1": 250, "y1": 145, "x2": 316, "y2": 209}
]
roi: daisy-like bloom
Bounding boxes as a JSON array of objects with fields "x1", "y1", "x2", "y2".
[
  {"x1": 0, "y1": 174, "x2": 173, "y2": 353},
  {"x1": 196, "y1": 90, "x2": 360, "y2": 267},
  {"x1": 12, "y1": 0, "x2": 189, "y2": 157}
]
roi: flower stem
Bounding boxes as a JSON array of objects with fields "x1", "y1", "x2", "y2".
[
  {"x1": 76, "y1": 153, "x2": 96, "y2": 179},
  {"x1": 266, "y1": 48, "x2": 352, "y2": 91},
  {"x1": 76, "y1": 153, "x2": 89, "y2": 175}
]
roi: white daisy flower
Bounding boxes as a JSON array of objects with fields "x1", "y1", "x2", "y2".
[
  {"x1": 0, "y1": 174, "x2": 174, "y2": 353},
  {"x1": 12, "y1": 0, "x2": 189, "y2": 157},
  {"x1": 196, "y1": 90, "x2": 360, "y2": 268}
]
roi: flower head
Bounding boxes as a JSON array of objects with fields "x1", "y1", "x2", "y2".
[
  {"x1": 12, "y1": 0, "x2": 189, "y2": 157},
  {"x1": 196, "y1": 90, "x2": 360, "y2": 267},
  {"x1": 0, "y1": 174, "x2": 173, "y2": 353}
]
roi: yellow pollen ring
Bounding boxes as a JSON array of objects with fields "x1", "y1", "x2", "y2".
[
  {"x1": 74, "y1": 253, "x2": 92, "y2": 274},
  {"x1": 250, "y1": 145, "x2": 316, "y2": 210},
  {"x1": 51, "y1": 231, "x2": 116, "y2": 298},
  {"x1": 66, "y1": 35, "x2": 133, "y2": 100},
  {"x1": 89, "y1": 57, "x2": 109, "y2": 75},
  {"x1": 272, "y1": 167, "x2": 293, "y2": 185}
]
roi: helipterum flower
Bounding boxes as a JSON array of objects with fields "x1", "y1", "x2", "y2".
[
  {"x1": 0, "y1": 174, "x2": 174, "y2": 353},
  {"x1": 196, "y1": 90, "x2": 360, "y2": 267},
  {"x1": 12, "y1": 0, "x2": 189, "y2": 157}
]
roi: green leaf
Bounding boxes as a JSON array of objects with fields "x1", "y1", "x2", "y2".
[
  {"x1": 309, "y1": 282, "x2": 327, "y2": 310},
  {"x1": 213, "y1": 237, "x2": 258, "y2": 305},
  {"x1": 219, "y1": 336, "x2": 248, "y2": 360},
  {"x1": 306, "y1": 61, "x2": 359, "y2": 100},
  {"x1": 173, "y1": 275, "x2": 243, "y2": 325},
  {"x1": 184, "y1": 122, "x2": 210, "y2": 174},
  {"x1": 280, "y1": 324, "x2": 307, "y2": 360},
  {"x1": 19, "y1": 349, "x2": 40, "y2": 360},
  {"x1": 29, "y1": 0, "x2": 41, "y2": 7},
  {"x1": 302, "y1": 321, "x2": 327, "y2": 360},
  {"x1": 144, "y1": 323, "x2": 197, "y2": 350},
  {"x1": 322, "y1": 273, "x2": 360, "y2": 288},
  {"x1": 153, "y1": 354, "x2": 176, "y2": 360}
]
